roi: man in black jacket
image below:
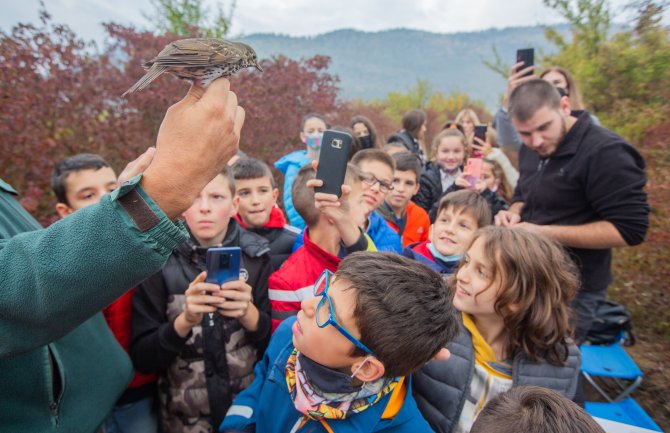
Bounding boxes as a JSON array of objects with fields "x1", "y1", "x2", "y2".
[{"x1": 496, "y1": 80, "x2": 649, "y2": 341}]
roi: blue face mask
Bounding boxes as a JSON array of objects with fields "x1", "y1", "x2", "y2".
[{"x1": 304, "y1": 133, "x2": 323, "y2": 151}]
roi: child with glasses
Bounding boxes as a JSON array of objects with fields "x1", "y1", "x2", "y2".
[
  {"x1": 350, "y1": 149, "x2": 403, "y2": 253},
  {"x1": 221, "y1": 252, "x2": 459, "y2": 432}
]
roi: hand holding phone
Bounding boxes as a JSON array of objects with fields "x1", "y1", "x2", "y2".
[
  {"x1": 516, "y1": 48, "x2": 534, "y2": 78},
  {"x1": 203, "y1": 247, "x2": 242, "y2": 326},
  {"x1": 472, "y1": 125, "x2": 487, "y2": 158},
  {"x1": 315, "y1": 130, "x2": 353, "y2": 197},
  {"x1": 464, "y1": 158, "x2": 483, "y2": 190}
]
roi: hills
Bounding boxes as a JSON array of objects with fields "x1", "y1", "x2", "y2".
[{"x1": 240, "y1": 25, "x2": 571, "y2": 111}]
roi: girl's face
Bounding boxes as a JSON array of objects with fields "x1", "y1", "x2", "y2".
[
  {"x1": 542, "y1": 71, "x2": 569, "y2": 93},
  {"x1": 352, "y1": 122, "x2": 369, "y2": 137},
  {"x1": 435, "y1": 136, "x2": 465, "y2": 172},
  {"x1": 461, "y1": 116, "x2": 475, "y2": 136},
  {"x1": 453, "y1": 236, "x2": 502, "y2": 317},
  {"x1": 481, "y1": 162, "x2": 500, "y2": 191}
]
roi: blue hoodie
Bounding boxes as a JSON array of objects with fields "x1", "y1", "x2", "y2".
[{"x1": 275, "y1": 150, "x2": 311, "y2": 231}]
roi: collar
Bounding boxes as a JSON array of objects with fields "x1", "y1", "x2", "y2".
[
  {"x1": 462, "y1": 313, "x2": 512, "y2": 379},
  {"x1": 303, "y1": 228, "x2": 342, "y2": 269},
  {"x1": 234, "y1": 206, "x2": 287, "y2": 230}
]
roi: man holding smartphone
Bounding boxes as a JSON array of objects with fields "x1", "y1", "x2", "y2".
[{"x1": 495, "y1": 79, "x2": 649, "y2": 341}]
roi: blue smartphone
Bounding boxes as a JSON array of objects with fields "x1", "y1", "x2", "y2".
[{"x1": 205, "y1": 247, "x2": 241, "y2": 285}]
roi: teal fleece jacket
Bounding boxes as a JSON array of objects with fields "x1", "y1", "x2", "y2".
[{"x1": 0, "y1": 176, "x2": 189, "y2": 433}]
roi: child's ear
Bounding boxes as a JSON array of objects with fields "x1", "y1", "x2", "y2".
[
  {"x1": 55, "y1": 202, "x2": 74, "y2": 218},
  {"x1": 433, "y1": 348, "x2": 451, "y2": 362},
  {"x1": 351, "y1": 357, "x2": 385, "y2": 383},
  {"x1": 233, "y1": 195, "x2": 241, "y2": 208},
  {"x1": 412, "y1": 181, "x2": 420, "y2": 196},
  {"x1": 272, "y1": 187, "x2": 279, "y2": 202}
]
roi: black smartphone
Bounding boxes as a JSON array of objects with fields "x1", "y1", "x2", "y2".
[
  {"x1": 315, "y1": 129, "x2": 353, "y2": 197},
  {"x1": 473, "y1": 125, "x2": 487, "y2": 158},
  {"x1": 516, "y1": 48, "x2": 534, "y2": 77}
]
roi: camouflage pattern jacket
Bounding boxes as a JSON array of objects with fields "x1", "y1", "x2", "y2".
[{"x1": 131, "y1": 220, "x2": 272, "y2": 433}]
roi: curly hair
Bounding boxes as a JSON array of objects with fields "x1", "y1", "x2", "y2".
[{"x1": 470, "y1": 226, "x2": 579, "y2": 365}]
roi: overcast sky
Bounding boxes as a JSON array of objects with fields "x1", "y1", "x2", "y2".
[{"x1": 5, "y1": 0, "x2": 668, "y2": 44}]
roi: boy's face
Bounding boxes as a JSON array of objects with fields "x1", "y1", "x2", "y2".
[
  {"x1": 453, "y1": 236, "x2": 501, "y2": 317},
  {"x1": 234, "y1": 176, "x2": 279, "y2": 229},
  {"x1": 293, "y1": 276, "x2": 366, "y2": 370},
  {"x1": 183, "y1": 174, "x2": 236, "y2": 247},
  {"x1": 431, "y1": 205, "x2": 479, "y2": 257},
  {"x1": 388, "y1": 170, "x2": 420, "y2": 212},
  {"x1": 435, "y1": 136, "x2": 465, "y2": 173},
  {"x1": 56, "y1": 167, "x2": 118, "y2": 217},
  {"x1": 357, "y1": 159, "x2": 394, "y2": 212}
]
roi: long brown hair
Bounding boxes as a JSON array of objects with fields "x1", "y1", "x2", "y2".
[
  {"x1": 470, "y1": 227, "x2": 579, "y2": 365},
  {"x1": 540, "y1": 67, "x2": 584, "y2": 110},
  {"x1": 482, "y1": 158, "x2": 513, "y2": 203}
]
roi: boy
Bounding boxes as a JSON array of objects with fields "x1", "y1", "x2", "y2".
[
  {"x1": 378, "y1": 152, "x2": 430, "y2": 248},
  {"x1": 268, "y1": 164, "x2": 374, "y2": 332},
  {"x1": 52, "y1": 153, "x2": 159, "y2": 433},
  {"x1": 403, "y1": 190, "x2": 490, "y2": 275},
  {"x1": 131, "y1": 167, "x2": 272, "y2": 433},
  {"x1": 52, "y1": 153, "x2": 118, "y2": 217},
  {"x1": 350, "y1": 149, "x2": 402, "y2": 253},
  {"x1": 221, "y1": 252, "x2": 459, "y2": 432},
  {"x1": 232, "y1": 157, "x2": 300, "y2": 270},
  {"x1": 470, "y1": 386, "x2": 605, "y2": 433}
]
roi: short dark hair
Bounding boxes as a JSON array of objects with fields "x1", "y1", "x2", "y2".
[
  {"x1": 393, "y1": 152, "x2": 422, "y2": 182},
  {"x1": 300, "y1": 113, "x2": 330, "y2": 131},
  {"x1": 51, "y1": 153, "x2": 112, "y2": 205},
  {"x1": 470, "y1": 386, "x2": 605, "y2": 433},
  {"x1": 509, "y1": 79, "x2": 562, "y2": 122},
  {"x1": 337, "y1": 252, "x2": 459, "y2": 377},
  {"x1": 351, "y1": 149, "x2": 395, "y2": 173},
  {"x1": 231, "y1": 157, "x2": 276, "y2": 188},
  {"x1": 437, "y1": 190, "x2": 492, "y2": 227},
  {"x1": 219, "y1": 165, "x2": 236, "y2": 196},
  {"x1": 402, "y1": 109, "x2": 427, "y2": 136}
]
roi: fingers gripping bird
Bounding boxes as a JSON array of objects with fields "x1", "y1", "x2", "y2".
[{"x1": 123, "y1": 38, "x2": 262, "y2": 96}]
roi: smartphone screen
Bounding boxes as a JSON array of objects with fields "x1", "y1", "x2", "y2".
[
  {"x1": 315, "y1": 130, "x2": 353, "y2": 197},
  {"x1": 516, "y1": 48, "x2": 534, "y2": 77},
  {"x1": 473, "y1": 125, "x2": 487, "y2": 158},
  {"x1": 464, "y1": 158, "x2": 483, "y2": 189}
]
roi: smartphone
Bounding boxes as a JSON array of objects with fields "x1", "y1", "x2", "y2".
[
  {"x1": 472, "y1": 125, "x2": 487, "y2": 158},
  {"x1": 315, "y1": 129, "x2": 353, "y2": 197},
  {"x1": 204, "y1": 247, "x2": 241, "y2": 327},
  {"x1": 464, "y1": 158, "x2": 483, "y2": 190},
  {"x1": 516, "y1": 48, "x2": 534, "y2": 77},
  {"x1": 205, "y1": 247, "x2": 241, "y2": 285}
]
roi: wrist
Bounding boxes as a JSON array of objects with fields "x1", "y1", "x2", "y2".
[
  {"x1": 175, "y1": 312, "x2": 198, "y2": 337},
  {"x1": 239, "y1": 303, "x2": 259, "y2": 332},
  {"x1": 141, "y1": 164, "x2": 198, "y2": 220}
]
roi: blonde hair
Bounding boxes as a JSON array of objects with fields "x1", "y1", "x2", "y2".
[
  {"x1": 454, "y1": 108, "x2": 481, "y2": 127},
  {"x1": 431, "y1": 128, "x2": 466, "y2": 159}
]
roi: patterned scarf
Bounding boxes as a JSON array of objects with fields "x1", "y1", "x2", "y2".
[{"x1": 285, "y1": 349, "x2": 399, "y2": 420}]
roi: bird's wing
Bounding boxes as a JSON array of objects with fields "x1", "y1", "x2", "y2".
[{"x1": 147, "y1": 38, "x2": 243, "y2": 68}]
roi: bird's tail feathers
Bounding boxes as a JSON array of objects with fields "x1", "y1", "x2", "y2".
[{"x1": 122, "y1": 65, "x2": 168, "y2": 97}]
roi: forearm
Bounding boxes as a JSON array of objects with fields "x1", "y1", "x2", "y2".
[
  {"x1": 0, "y1": 181, "x2": 187, "y2": 358},
  {"x1": 509, "y1": 201, "x2": 524, "y2": 215},
  {"x1": 531, "y1": 220, "x2": 629, "y2": 249},
  {"x1": 488, "y1": 148, "x2": 519, "y2": 189},
  {"x1": 494, "y1": 108, "x2": 523, "y2": 151}
]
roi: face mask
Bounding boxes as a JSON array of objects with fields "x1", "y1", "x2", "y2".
[
  {"x1": 298, "y1": 353, "x2": 371, "y2": 393},
  {"x1": 304, "y1": 133, "x2": 323, "y2": 151},
  {"x1": 358, "y1": 135, "x2": 373, "y2": 149}
]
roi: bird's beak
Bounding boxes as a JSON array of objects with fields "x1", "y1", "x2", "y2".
[{"x1": 255, "y1": 62, "x2": 263, "y2": 72}]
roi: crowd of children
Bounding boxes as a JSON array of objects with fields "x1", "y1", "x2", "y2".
[{"x1": 15, "y1": 67, "x2": 650, "y2": 433}]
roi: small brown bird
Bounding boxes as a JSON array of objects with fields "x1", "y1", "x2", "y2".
[{"x1": 123, "y1": 38, "x2": 262, "y2": 96}]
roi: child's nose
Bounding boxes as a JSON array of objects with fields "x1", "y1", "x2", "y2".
[{"x1": 300, "y1": 297, "x2": 317, "y2": 317}]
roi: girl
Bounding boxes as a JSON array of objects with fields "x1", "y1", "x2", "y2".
[
  {"x1": 455, "y1": 108, "x2": 482, "y2": 146},
  {"x1": 350, "y1": 114, "x2": 380, "y2": 150},
  {"x1": 413, "y1": 226, "x2": 582, "y2": 433},
  {"x1": 415, "y1": 128, "x2": 466, "y2": 213}
]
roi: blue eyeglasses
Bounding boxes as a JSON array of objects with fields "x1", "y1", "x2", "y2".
[{"x1": 313, "y1": 270, "x2": 374, "y2": 355}]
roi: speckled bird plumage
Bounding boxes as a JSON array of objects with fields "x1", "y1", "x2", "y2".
[{"x1": 123, "y1": 38, "x2": 262, "y2": 96}]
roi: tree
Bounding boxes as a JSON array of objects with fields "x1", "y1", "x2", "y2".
[{"x1": 145, "y1": 0, "x2": 236, "y2": 38}]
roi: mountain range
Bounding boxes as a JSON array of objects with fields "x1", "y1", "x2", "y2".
[{"x1": 240, "y1": 25, "x2": 572, "y2": 111}]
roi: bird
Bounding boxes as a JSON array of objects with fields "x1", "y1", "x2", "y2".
[{"x1": 123, "y1": 38, "x2": 262, "y2": 96}]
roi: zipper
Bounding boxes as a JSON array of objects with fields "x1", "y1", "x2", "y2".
[{"x1": 47, "y1": 345, "x2": 64, "y2": 426}]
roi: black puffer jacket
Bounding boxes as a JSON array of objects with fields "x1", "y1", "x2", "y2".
[
  {"x1": 388, "y1": 129, "x2": 424, "y2": 161},
  {"x1": 131, "y1": 219, "x2": 271, "y2": 433},
  {"x1": 414, "y1": 161, "x2": 443, "y2": 213}
]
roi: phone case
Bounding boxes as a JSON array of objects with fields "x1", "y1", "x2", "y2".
[
  {"x1": 205, "y1": 247, "x2": 241, "y2": 285},
  {"x1": 516, "y1": 48, "x2": 534, "y2": 77},
  {"x1": 315, "y1": 130, "x2": 353, "y2": 197}
]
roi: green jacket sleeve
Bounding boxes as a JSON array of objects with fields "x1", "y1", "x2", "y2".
[{"x1": 0, "y1": 176, "x2": 189, "y2": 358}]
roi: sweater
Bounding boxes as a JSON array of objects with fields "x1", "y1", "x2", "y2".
[{"x1": 0, "y1": 175, "x2": 188, "y2": 433}]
